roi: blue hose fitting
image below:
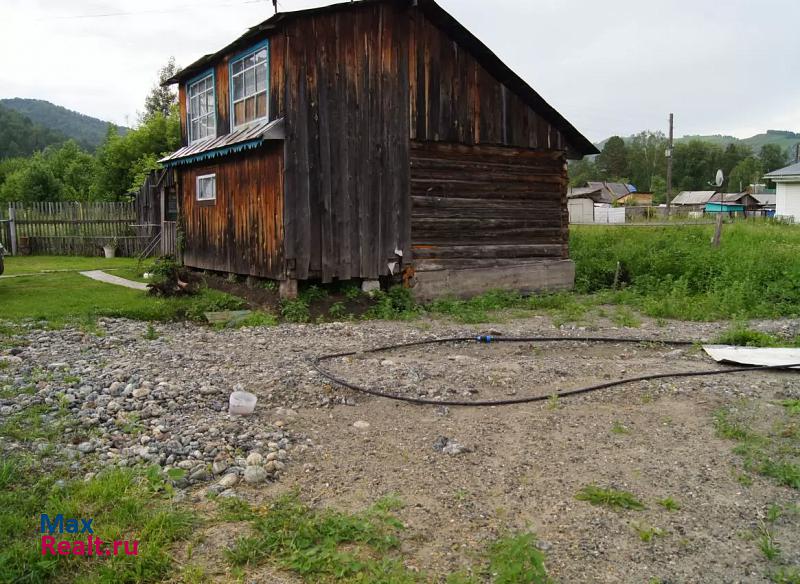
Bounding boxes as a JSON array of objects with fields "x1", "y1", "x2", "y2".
[{"x1": 476, "y1": 335, "x2": 493, "y2": 343}]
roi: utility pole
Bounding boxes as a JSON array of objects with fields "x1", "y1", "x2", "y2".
[{"x1": 666, "y1": 113, "x2": 674, "y2": 217}]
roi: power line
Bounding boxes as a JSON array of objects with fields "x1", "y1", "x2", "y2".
[{"x1": 38, "y1": 0, "x2": 267, "y2": 21}]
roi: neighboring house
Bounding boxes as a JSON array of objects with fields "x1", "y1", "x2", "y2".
[
  {"x1": 705, "y1": 192, "x2": 761, "y2": 214},
  {"x1": 616, "y1": 192, "x2": 653, "y2": 206},
  {"x1": 586, "y1": 181, "x2": 631, "y2": 204},
  {"x1": 567, "y1": 186, "x2": 605, "y2": 224},
  {"x1": 764, "y1": 161, "x2": 800, "y2": 222},
  {"x1": 567, "y1": 186, "x2": 608, "y2": 204},
  {"x1": 159, "y1": 0, "x2": 597, "y2": 300},
  {"x1": 752, "y1": 193, "x2": 776, "y2": 215},
  {"x1": 670, "y1": 191, "x2": 717, "y2": 211}
]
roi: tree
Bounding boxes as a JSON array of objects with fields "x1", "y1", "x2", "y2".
[
  {"x1": 728, "y1": 157, "x2": 763, "y2": 193},
  {"x1": 0, "y1": 154, "x2": 63, "y2": 202},
  {"x1": 93, "y1": 104, "x2": 180, "y2": 200},
  {"x1": 760, "y1": 144, "x2": 787, "y2": 174},
  {"x1": 626, "y1": 131, "x2": 667, "y2": 192},
  {"x1": 671, "y1": 140, "x2": 724, "y2": 191},
  {"x1": 650, "y1": 175, "x2": 667, "y2": 204},
  {"x1": 567, "y1": 157, "x2": 598, "y2": 187},
  {"x1": 143, "y1": 57, "x2": 179, "y2": 121},
  {"x1": 0, "y1": 141, "x2": 97, "y2": 202},
  {"x1": 597, "y1": 136, "x2": 628, "y2": 180}
]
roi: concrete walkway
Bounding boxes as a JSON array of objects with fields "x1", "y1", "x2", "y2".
[{"x1": 79, "y1": 270, "x2": 148, "y2": 291}]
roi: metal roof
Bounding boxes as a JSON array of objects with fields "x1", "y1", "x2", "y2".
[
  {"x1": 159, "y1": 118, "x2": 285, "y2": 167},
  {"x1": 764, "y1": 161, "x2": 800, "y2": 180},
  {"x1": 671, "y1": 191, "x2": 717, "y2": 205},
  {"x1": 586, "y1": 181, "x2": 631, "y2": 201},
  {"x1": 163, "y1": 0, "x2": 598, "y2": 158},
  {"x1": 568, "y1": 186, "x2": 610, "y2": 203},
  {"x1": 753, "y1": 193, "x2": 776, "y2": 206}
]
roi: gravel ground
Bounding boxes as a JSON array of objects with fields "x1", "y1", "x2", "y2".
[{"x1": 1, "y1": 311, "x2": 799, "y2": 583}]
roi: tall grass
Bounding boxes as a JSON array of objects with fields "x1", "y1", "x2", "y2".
[{"x1": 570, "y1": 222, "x2": 800, "y2": 320}]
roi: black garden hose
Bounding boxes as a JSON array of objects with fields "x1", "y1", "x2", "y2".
[{"x1": 310, "y1": 335, "x2": 800, "y2": 407}]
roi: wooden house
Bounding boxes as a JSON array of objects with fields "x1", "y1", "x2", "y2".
[{"x1": 159, "y1": 0, "x2": 598, "y2": 299}]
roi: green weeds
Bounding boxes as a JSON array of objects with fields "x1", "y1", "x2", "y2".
[
  {"x1": 715, "y1": 405, "x2": 800, "y2": 490},
  {"x1": 575, "y1": 485, "x2": 645, "y2": 510},
  {"x1": 656, "y1": 497, "x2": 681, "y2": 512},
  {"x1": 225, "y1": 494, "x2": 553, "y2": 583},
  {"x1": 571, "y1": 222, "x2": 800, "y2": 320},
  {"x1": 632, "y1": 523, "x2": 665, "y2": 543},
  {"x1": 488, "y1": 533, "x2": 552, "y2": 584},
  {"x1": 0, "y1": 458, "x2": 194, "y2": 584}
]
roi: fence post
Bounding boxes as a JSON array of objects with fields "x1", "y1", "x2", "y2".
[{"x1": 8, "y1": 205, "x2": 17, "y2": 256}]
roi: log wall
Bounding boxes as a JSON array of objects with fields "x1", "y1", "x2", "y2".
[{"x1": 410, "y1": 141, "x2": 568, "y2": 269}]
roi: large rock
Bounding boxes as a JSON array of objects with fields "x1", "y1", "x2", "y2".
[{"x1": 244, "y1": 466, "x2": 268, "y2": 485}]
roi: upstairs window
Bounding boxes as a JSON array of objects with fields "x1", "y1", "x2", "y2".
[
  {"x1": 188, "y1": 74, "x2": 216, "y2": 144},
  {"x1": 196, "y1": 174, "x2": 216, "y2": 202},
  {"x1": 231, "y1": 44, "x2": 268, "y2": 129}
]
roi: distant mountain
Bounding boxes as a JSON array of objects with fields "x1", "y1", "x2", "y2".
[
  {"x1": 676, "y1": 130, "x2": 800, "y2": 155},
  {"x1": 596, "y1": 130, "x2": 800, "y2": 158},
  {"x1": 0, "y1": 104, "x2": 67, "y2": 159},
  {"x1": 0, "y1": 98, "x2": 128, "y2": 152}
]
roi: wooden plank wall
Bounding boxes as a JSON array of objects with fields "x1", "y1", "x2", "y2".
[
  {"x1": 282, "y1": 2, "x2": 411, "y2": 282},
  {"x1": 180, "y1": 143, "x2": 284, "y2": 279},
  {"x1": 5, "y1": 202, "x2": 143, "y2": 256},
  {"x1": 408, "y1": 10, "x2": 566, "y2": 151},
  {"x1": 410, "y1": 141, "x2": 568, "y2": 269}
]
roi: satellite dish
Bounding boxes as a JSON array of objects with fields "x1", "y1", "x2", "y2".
[{"x1": 709, "y1": 169, "x2": 724, "y2": 188}]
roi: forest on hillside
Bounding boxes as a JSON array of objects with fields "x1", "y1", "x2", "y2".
[
  {"x1": 0, "y1": 98, "x2": 129, "y2": 152},
  {"x1": 570, "y1": 131, "x2": 795, "y2": 201},
  {"x1": 0, "y1": 60, "x2": 179, "y2": 203}
]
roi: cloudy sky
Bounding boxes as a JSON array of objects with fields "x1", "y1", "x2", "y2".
[{"x1": 1, "y1": 0, "x2": 797, "y2": 142}]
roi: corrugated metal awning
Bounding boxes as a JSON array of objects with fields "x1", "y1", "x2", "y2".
[{"x1": 159, "y1": 117, "x2": 285, "y2": 167}]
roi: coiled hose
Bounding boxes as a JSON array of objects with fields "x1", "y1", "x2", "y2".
[{"x1": 310, "y1": 335, "x2": 800, "y2": 407}]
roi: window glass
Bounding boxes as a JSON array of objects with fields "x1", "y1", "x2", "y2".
[
  {"x1": 187, "y1": 73, "x2": 216, "y2": 143},
  {"x1": 197, "y1": 174, "x2": 216, "y2": 201},
  {"x1": 231, "y1": 45, "x2": 268, "y2": 128}
]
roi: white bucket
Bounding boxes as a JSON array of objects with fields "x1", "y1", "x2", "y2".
[{"x1": 229, "y1": 391, "x2": 257, "y2": 415}]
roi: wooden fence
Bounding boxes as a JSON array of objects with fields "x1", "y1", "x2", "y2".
[{"x1": 2, "y1": 202, "x2": 151, "y2": 257}]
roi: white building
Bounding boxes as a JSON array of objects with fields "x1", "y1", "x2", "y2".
[{"x1": 765, "y1": 162, "x2": 800, "y2": 221}]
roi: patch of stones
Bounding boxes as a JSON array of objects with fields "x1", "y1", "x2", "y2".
[{"x1": 0, "y1": 324, "x2": 316, "y2": 494}]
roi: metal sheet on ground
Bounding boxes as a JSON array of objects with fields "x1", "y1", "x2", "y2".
[{"x1": 703, "y1": 345, "x2": 800, "y2": 369}]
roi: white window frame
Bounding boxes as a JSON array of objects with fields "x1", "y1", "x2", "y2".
[
  {"x1": 196, "y1": 174, "x2": 217, "y2": 202},
  {"x1": 230, "y1": 44, "x2": 269, "y2": 131},
  {"x1": 187, "y1": 73, "x2": 216, "y2": 144}
]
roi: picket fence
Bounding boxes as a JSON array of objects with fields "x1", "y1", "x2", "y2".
[{"x1": 0, "y1": 202, "x2": 151, "y2": 256}]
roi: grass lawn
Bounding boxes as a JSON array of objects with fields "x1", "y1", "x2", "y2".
[
  {"x1": 0, "y1": 256, "x2": 246, "y2": 327},
  {"x1": 1, "y1": 255, "x2": 141, "y2": 277}
]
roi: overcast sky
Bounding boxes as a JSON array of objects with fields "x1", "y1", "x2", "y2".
[{"x1": 1, "y1": 0, "x2": 797, "y2": 142}]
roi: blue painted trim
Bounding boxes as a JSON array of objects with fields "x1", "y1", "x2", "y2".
[
  {"x1": 228, "y1": 39, "x2": 270, "y2": 133},
  {"x1": 185, "y1": 68, "x2": 217, "y2": 145},
  {"x1": 185, "y1": 67, "x2": 215, "y2": 89},
  {"x1": 161, "y1": 139, "x2": 265, "y2": 168}
]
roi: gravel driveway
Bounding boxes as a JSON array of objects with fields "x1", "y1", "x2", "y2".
[{"x1": 1, "y1": 312, "x2": 799, "y2": 583}]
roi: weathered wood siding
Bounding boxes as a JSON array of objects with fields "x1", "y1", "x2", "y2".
[
  {"x1": 180, "y1": 143, "x2": 284, "y2": 278},
  {"x1": 281, "y1": 2, "x2": 411, "y2": 282},
  {"x1": 410, "y1": 141, "x2": 568, "y2": 268},
  {"x1": 408, "y1": 10, "x2": 566, "y2": 151}
]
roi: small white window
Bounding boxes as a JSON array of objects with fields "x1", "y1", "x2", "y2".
[{"x1": 197, "y1": 174, "x2": 216, "y2": 202}]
